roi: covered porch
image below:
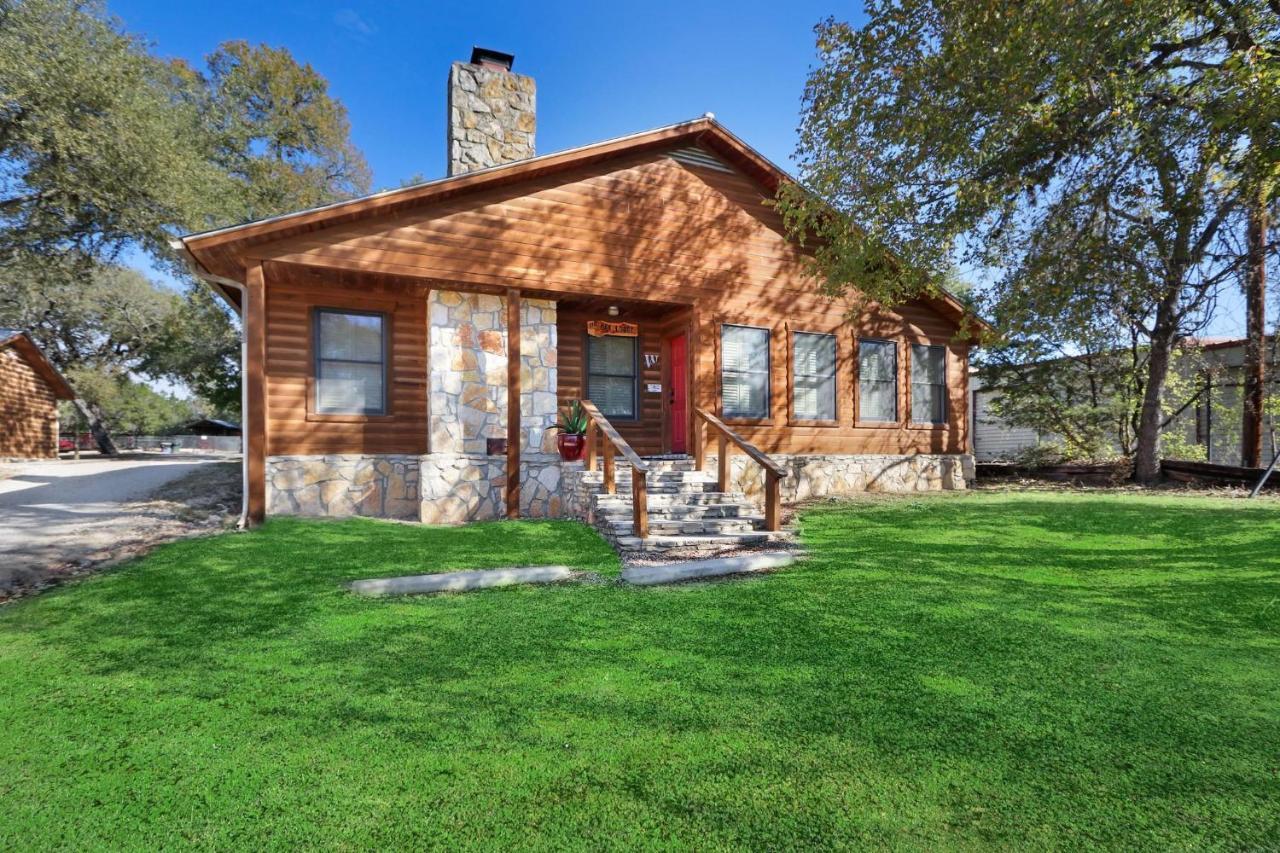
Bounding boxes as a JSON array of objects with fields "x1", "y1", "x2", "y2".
[{"x1": 243, "y1": 260, "x2": 789, "y2": 542}]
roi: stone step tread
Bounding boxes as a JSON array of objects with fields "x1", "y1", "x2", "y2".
[
  {"x1": 622, "y1": 552, "x2": 797, "y2": 585},
  {"x1": 349, "y1": 565, "x2": 574, "y2": 596},
  {"x1": 601, "y1": 512, "x2": 765, "y2": 526},
  {"x1": 612, "y1": 531, "x2": 795, "y2": 551},
  {"x1": 604, "y1": 521, "x2": 763, "y2": 535},
  {"x1": 584, "y1": 483, "x2": 724, "y2": 494},
  {"x1": 582, "y1": 472, "x2": 717, "y2": 479},
  {"x1": 596, "y1": 506, "x2": 757, "y2": 520},
  {"x1": 591, "y1": 492, "x2": 748, "y2": 505}
]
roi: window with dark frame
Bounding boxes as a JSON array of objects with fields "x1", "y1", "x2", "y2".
[
  {"x1": 314, "y1": 309, "x2": 387, "y2": 415},
  {"x1": 587, "y1": 334, "x2": 638, "y2": 419},
  {"x1": 721, "y1": 324, "x2": 770, "y2": 419},
  {"x1": 910, "y1": 344, "x2": 947, "y2": 424},
  {"x1": 793, "y1": 331, "x2": 836, "y2": 421},
  {"x1": 858, "y1": 339, "x2": 897, "y2": 423}
]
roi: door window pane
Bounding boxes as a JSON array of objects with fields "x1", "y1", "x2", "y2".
[
  {"x1": 315, "y1": 310, "x2": 386, "y2": 415},
  {"x1": 911, "y1": 344, "x2": 947, "y2": 424},
  {"x1": 793, "y1": 332, "x2": 836, "y2": 420},
  {"x1": 722, "y1": 325, "x2": 770, "y2": 419},
  {"x1": 587, "y1": 335, "x2": 637, "y2": 419},
  {"x1": 858, "y1": 339, "x2": 897, "y2": 422}
]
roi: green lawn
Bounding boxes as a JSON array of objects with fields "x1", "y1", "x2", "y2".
[{"x1": 2, "y1": 493, "x2": 1278, "y2": 849}]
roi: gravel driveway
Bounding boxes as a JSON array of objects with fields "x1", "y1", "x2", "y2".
[{"x1": 0, "y1": 455, "x2": 241, "y2": 600}]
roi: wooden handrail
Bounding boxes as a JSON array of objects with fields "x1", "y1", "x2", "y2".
[
  {"x1": 693, "y1": 408, "x2": 787, "y2": 531},
  {"x1": 579, "y1": 400, "x2": 650, "y2": 538}
]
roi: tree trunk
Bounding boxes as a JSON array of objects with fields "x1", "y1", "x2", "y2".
[
  {"x1": 1134, "y1": 320, "x2": 1178, "y2": 484},
  {"x1": 73, "y1": 398, "x2": 119, "y2": 456},
  {"x1": 1242, "y1": 194, "x2": 1268, "y2": 468}
]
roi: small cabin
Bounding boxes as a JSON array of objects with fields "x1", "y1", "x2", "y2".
[
  {"x1": 0, "y1": 330, "x2": 75, "y2": 460},
  {"x1": 179, "y1": 49, "x2": 983, "y2": 540}
]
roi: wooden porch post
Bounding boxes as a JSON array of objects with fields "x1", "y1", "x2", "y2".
[
  {"x1": 506, "y1": 287, "x2": 521, "y2": 519},
  {"x1": 244, "y1": 261, "x2": 268, "y2": 525}
]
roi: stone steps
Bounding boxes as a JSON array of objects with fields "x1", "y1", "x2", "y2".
[
  {"x1": 597, "y1": 503, "x2": 754, "y2": 521},
  {"x1": 592, "y1": 492, "x2": 748, "y2": 509},
  {"x1": 613, "y1": 530, "x2": 795, "y2": 554},
  {"x1": 601, "y1": 516, "x2": 764, "y2": 536},
  {"x1": 575, "y1": 455, "x2": 796, "y2": 560}
]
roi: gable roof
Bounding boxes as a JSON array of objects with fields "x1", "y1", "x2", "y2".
[
  {"x1": 178, "y1": 117, "x2": 778, "y2": 281},
  {"x1": 0, "y1": 330, "x2": 75, "y2": 400},
  {"x1": 176, "y1": 115, "x2": 989, "y2": 335}
]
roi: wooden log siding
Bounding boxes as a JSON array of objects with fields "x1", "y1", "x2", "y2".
[
  {"x1": 557, "y1": 306, "x2": 666, "y2": 457},
  {"x1": 244, "y1": 148, "x2": 971, "y2": 463},
  {"x1": 262, "y1": 272, "x2": 428, "y2": 457},
  {"x1": 0, "y1": 346, "x2": 60, "y2": 459}
]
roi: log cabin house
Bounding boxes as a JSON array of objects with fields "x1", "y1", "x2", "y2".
[
  {"x1": 0, "y1": 330, "x2": 75, "y2": 460},
  {"x1": 177, "y1": 48, "x2": 983, "y2": 551}
]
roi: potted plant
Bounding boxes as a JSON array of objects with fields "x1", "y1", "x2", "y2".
[{"x1": 552, "y1": 400, "x2": 590, "y2": 462}]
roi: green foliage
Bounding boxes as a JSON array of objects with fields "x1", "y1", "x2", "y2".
[
  {"x1": 980, "y1": 343, "x2": 1141, "y2": 460},
  {"x1": 1160, "y1": 430, "x2": 1209, "y2": 462},
  {"x1": 1011, "y1": 441, "x2": 1068, "y2": 468},
  {"x1": 0, "y1": 0, "x2": 231, "y2": 262},
  {"x1": 0, "y1": 1, "x2": 373, "y2": 422},
  {"x1": 1, "y1": 498, "x2": 1278, "y2": 846},
  {"x1": 202, "y1": 40, "x2": 371, "y2": 221},
  {"x1": 0, "y1": 260, "x2": 181, "y2": 369},
  {"x1": 552, "y1": 400, "x2": 589, "y2": 435},
  {"x1": 783, "y1": 2, "x2": 1280, "y2": 480},
  {"x1": 139, "y1": 284, "x2": 241, "y2": 415},
  {"x1": 63, "y1": 366, "x2": 196, "y2": 435}
]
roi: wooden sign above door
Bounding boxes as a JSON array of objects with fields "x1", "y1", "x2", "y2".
[{"x1": 586, "y1": 320, "x2": 638, "y2": 337}]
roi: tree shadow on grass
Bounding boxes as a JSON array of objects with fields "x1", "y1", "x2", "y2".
[{"x1": 3, "y1": 496, "x2": 1278, "y2": 847}]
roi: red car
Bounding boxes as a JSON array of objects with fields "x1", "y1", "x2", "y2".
[{"x1": 58, "y1": 437, "x2": 75, "y2": 452}]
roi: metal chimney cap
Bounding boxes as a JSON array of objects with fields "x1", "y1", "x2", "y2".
[{"x1": 470, "y1": 47, "x2": 515, "y2": 71}]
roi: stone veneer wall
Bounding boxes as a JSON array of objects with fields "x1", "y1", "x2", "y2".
[
  {"x1": 266, "y1": 455, "x2": 420, "y2": 520},
  {"x1": 422, "y1": 291, "x2": 561, "y2": 523},
  {"x1": 716, "y1": 453, "x2": 974, "y2": 505},
  {"x1": 446, "y1": 60, "x2": 535, "y2": 176},
  {"x1": 559, "y1": 454, "x2": 972, "y2": 525}
]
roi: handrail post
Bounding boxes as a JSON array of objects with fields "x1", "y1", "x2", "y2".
[
  {"x1": 632, "y1": 469, "x2": 648, "y2": 539},
  {"x1": 764, "y1": 470, "x2": 781, "y2": 531},
  {"x1": 585, "y1": 419, "x2": 597, "y2": 472},
  {"x1": 717, "y1": 433, "x2": 729, "y2": 492},
  {"x1": 693, "y1": 415, "x2": 704, "y2": 471},
  {"x1": 603, "y1": 441, "x2": 615, "y2": 495}
]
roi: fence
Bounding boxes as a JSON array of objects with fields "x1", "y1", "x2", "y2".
[{"x1": 117, "y1": 434, "x2": 242, "y2": 453}]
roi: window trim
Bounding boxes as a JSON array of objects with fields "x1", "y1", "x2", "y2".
[
  {"x1": 908, "y1": 343, "x2": 948, "y2": 428},
  {"x1": 584, "y1": 331, "x2": 640, "y2": 422},
  {"x1": 789, "y1": 328, "x2": 839, "y2": 426},
  {"x1": 309, "y1": 307, "x2": 392, "y2": 421},
  {"x1": 719, "y1": 322, "x2": 773, "y2": 424},
  {"x1": 855, "y1": 337, "x2": 900, "y2": 428}
]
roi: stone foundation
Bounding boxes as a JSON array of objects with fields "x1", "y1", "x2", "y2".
[
  {"x1": 266, "y1": 455, "x2": 421, "y2": 520},
  {"x1": 560, "y1": 461, "x2": 593, "y2": 521},
  {"x1": 419, "y1": 452, "x2": 562, "y2": 523},
  {"x1": 714, "y1": 453, "x2": 974, "y2": 504},
  {"x1": 267, "y1": 452, "x2": 972, "y2": 523},
  {"x1": 268, "y1": 452, "x2": 564, "y2": 523}
]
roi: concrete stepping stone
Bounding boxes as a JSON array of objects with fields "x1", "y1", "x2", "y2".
[
  {"x1": 621, "y1": 552, "x2": 796, "y2": 586},
  {"x1": 349, "y1": 565, "x2": 574, "y2": 596}
]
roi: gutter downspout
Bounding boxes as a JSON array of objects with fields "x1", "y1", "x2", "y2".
[{"x1": 169, "y1": 239, "x2": 251, "y2": 529}]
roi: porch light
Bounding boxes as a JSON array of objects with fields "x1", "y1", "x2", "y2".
[{"x1": 607, "y1": 305, "x2": 620, "y2": 317}]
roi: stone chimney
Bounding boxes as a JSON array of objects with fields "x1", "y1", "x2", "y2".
[{"x1": 447, "y1": 47, "x2": 536, "y2": 176}]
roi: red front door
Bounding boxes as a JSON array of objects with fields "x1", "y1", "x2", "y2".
[{"x1": 669, "y1": 334, "x2": 688, "y2": 453}]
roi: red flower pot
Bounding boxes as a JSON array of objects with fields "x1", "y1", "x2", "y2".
[{"x1": 557, "y1": 433, "x2": 586, "y2": 462}]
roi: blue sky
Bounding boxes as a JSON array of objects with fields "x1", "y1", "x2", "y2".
[
  {"x1": 110, "y1": 0, "x2": 851, "y2": 191},
  {"x1": 109, "y1": 0, "x2": 1248, "y2": 344}
]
